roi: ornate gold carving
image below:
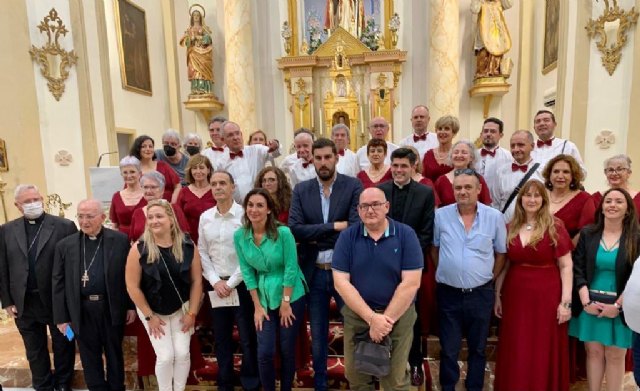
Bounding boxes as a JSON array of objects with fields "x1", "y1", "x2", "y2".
[
  {"x1": 586, "y1": 0, "x2": 638, "y2": 75},
  {"x1": 282, "y1": 21, "x2": 293, "y2": 55},
  {"x1": 388, "y1": 12, "x2": 400, "y2": 49},
  {"x1": 313, "y1": 27, "x2": 371, "y2": 57},
  {"x1": 45, "y1": 194, "x2": 72, "y2": 218},
  {"x1": 0, "y1": 174, "x2": 7, "y2": 224},
  {"x1": 184, "y1": 97, "x2": 224, "y2": 123},
  {"x1": 29, "y1": 8, "x2": 78, "y2": 101}
]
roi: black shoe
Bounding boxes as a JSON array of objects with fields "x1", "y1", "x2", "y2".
[
  {"x1": 410, "y1": 365, "x2": 424, "y2": 386},
  {"x1": 54, "y1": 384, "x2": 72, "y2": 391}
]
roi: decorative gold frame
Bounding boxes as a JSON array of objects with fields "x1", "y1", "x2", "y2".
[
  {"x1": 542, "y1": 0, "x2": 559, "y2": 74},
  {"x1": 113, "y1": 0, "x2": 153, "y2": 95},
  {"x1": 29, "y1": 8, "x2": 78, "y2": 101},
  {"x1": 286, "y1": 0, "x2": 395, "y2": 57},
  {"x1": 586, "y1": 0, "x2": 638, "y2": 76}
]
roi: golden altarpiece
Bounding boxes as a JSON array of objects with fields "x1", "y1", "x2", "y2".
[{"x1": 277, "y1": 0, "x2": 406, "y2": 150}]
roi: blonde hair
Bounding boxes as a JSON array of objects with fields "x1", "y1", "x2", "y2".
[
  {"x1": 507, "y1": 180, "x2": 558, "y2": 248},
  {"x1": 142, "y1": 199, "x2": 185, "y2": 263}
]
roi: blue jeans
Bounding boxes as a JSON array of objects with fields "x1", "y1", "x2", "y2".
[
  {"x1": 633, "y1": 332, "x2": 640, "y2": 387},
  {"x1": 309, "y1": 268, "x2": 344, "y2": 391},
  {"x1": 436, "y1": 282, "x2": 494, "y2": 391},
  {"x1": 256, "y1": 296, "x2": 306, "y2": 391}
]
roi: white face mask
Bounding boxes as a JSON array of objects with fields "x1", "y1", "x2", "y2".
[{"x1": 22, "y1": 201, "x2": 44, "y2": 219}]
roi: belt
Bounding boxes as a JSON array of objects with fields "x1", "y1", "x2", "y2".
[
  {"x1": 82, "y1": 294, "x2": 105, "y2": 301},
  {"x1": 442, "y1": 280, "x2": 493, "y2": 293},
  {"x1": 589, "y1": 289, "x2": 616, "y2": 296},
  {"x1": 315, "y1": 263, "x2": 332, "y2": 271}
]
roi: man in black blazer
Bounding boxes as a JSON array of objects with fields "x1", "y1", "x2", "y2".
[
  {"x1": 288, "y1": 138, "x2": 362, "y2": 391},
  {"x1": 378, "y1": 147, "x2": 435, "y2": 386},
  {"x1": 52, "y1": 199, "x2": 135, "y2": 391},
  {"x1": 0, "y1": 184, "x2": 77, "y2": 391}
]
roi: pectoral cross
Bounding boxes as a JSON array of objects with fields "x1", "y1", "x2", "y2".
[{"x1": 81, "y1": 271, "x2": 89, "y2": 288}]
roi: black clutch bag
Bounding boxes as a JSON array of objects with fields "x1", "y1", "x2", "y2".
[
  {"x1": 589, "y1": 289, "x2": 617, "y2": 305},
  {"x1": 353, "y1": 329, "x2": 392, "y2": 377}
]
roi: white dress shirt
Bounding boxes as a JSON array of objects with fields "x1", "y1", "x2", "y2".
[
  {"x1": 474, "y1": 146, "x2": 512, "y2": 209},
  {"x1": 532, "y1": 137, "x2": 586, "y2": 177},
  {"x1": 202, "y1": 146, "x2": 226, "y2": 167},
  {"x1": 280, "y1": 153, "x2": 317, "y2": 188},
  {"x1": 496, "y1": 158, "x2": 544, "y2": 222},
  {"x1": 336, "y1": 148, "x2": 359, "y2": 177},
  {"x1": 215, "y1": 144, "x2": 281, "y2": 203},
  {"x1": 356, "y1": 141, "x2": 399, "y2": 171},
  {"x1": 198, "y1": 202, "x2": 244, "y2": 288},
  {"x1": 398, "y1": 132, "x2": 439, "y2": 160}
]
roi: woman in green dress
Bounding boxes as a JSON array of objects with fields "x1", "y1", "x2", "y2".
[
  {"x1": 233, "y1": 188, "x2": 307, "y2": 391},
  {"x1": 570, "y1": 187, "x2": 640, "y2": 391}
]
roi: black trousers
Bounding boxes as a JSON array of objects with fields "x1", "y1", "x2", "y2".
[
  {"x1": 210, "y1": 282, "x2": 259, "y2": 391},
  {"x1": 77, "y1": 300, "x2": 125, "y2": 391},
  {"x1": 15, "y1": 291, "x2": 75, "y2": 391}
]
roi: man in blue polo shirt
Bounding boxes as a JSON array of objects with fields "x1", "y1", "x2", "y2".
[
  {"x1": 333, "y1": 187, "x2": 423, "y2": 390},
  {"x1": 431, "y1": 168, "x2": 507, "y2": 391}
]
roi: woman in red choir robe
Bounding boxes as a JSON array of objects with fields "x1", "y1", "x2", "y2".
[
  {"x1": 357, "y1": 138, "x2": 392, "y2": 189},
  {"x1": 422, "y1": 115, "x2": 459, "y2": 182},
  {"x1": 109, "y1": 156, "x2": 146, "y2": 237},
  {"x1": 130, "y1": 135, "x2": 181, "y2": 203},
  {"x1": 255, "y1": 166, "x2": 292, "y2": 224},
  {"x1": 176, "y1": 154, "x2": 215, "y2": 244}
]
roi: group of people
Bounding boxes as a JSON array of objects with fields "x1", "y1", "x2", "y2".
[{"x1": 1, "y1": 107, "x2": 640, "y2": 391}]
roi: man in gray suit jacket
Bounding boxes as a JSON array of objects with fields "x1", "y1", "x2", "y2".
[{"x1": 0, "y1": 184, "x2": 77, "y2": 391}]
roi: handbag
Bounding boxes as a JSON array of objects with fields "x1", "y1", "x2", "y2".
[
  {"x1": 159, "y1": 252, "x2": 190, "y2": 315},
  {"x1": 588, "y1": 289, "x2": 617, "y2": 305},
  {"x1": 353, "y1": 329, "x2": 392, "y2": 377}
]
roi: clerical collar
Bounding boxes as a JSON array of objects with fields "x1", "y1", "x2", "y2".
[
  {"x1": 25, "y1": 213, "x2": 45, "y2": 225},
  {"x1": 394, "y1": 180, "x2": 412, "y2": 190},
  {"x1": 84, "y1": 229, "x2": 104, "y2": 241}
]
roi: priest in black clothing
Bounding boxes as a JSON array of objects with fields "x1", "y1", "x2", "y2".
[
  {"x1": 377, "y1": 148, "x2": 435, "y2": 387},
  {"x1": 52, "y1": 199, "x2": 136, "y2": 391}
]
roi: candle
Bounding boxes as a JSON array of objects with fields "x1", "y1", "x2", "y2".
[
  {"x1": 360, "y1": 100, "x2": 365, "y2": 135},
  {"x1": 319, "y1": 106, "x2": 324, "y2": 135}
]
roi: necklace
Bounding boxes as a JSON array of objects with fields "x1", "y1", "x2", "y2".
[
  {"x1": 434, "y1": 148, "x2": 449, "y2": 162},
  {"x1": 525, "y1": 223, "x2": 534, "y2": 231},
  {"x1": 82, "y1": 235, "x2": 103, "y2": 288},
  {"x1": 600, "y1": 237, "x2": 620, "y2": 252},
  {"x1": 27, "y1": 222, "x2": 44, "y2": 253},
  {"x1": 550, "y1": 192, "x2": 572, "y2": 204}
]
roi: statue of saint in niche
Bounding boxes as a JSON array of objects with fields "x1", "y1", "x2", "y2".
[
  {"x1": 471, "y1": 0, "x2": 513, "y2": 79},
  {"x1": 324, "y1": 0, "x2": 365, "y2": 37},
  {"x1": 180, "y1": 5, "x2": 214, "y2": 96}
]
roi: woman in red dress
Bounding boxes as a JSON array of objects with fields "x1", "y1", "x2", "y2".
[
  {"x1": 422, "y1": 115, "x2": 458, "y2": 182},
  {"x1": 592, "y1": 154, "x2": 640, "y2": 217},
  {"x1": 543, "y1": 154, "x2": 596, "y2": 383},
  {"x1": 356, "y1": 139, "x2": 392, "y2": 188},
  {"x1": 109, "y1": 156, "x2": 146, "y2": 238},
  {"x1": 494, "y1": 179, "x2": 573, "y2": 391},
  {"x1": 176, "y1": 154, "x2": 215, "y2": 244},
  {"x1": 130, "y1": 135, "x2": 181, "y2": 203},
  {"x1": 255, "y1": 166, "x2": 292, "y2": 224},
  {"x1": 434, "y1": 140, "x2": 492, "y2": 206}
]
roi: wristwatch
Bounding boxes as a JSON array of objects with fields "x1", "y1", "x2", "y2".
[
  {"x1": 145, "y1": 313, "x2": 154, "y2": 321},
  {"x1": 282, "y1": 295, "x2": 291, "y2": 303}
]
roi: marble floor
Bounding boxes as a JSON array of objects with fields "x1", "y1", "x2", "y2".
[{"x1": 0, "y1": 321, "x2": 637, "y2": 390}]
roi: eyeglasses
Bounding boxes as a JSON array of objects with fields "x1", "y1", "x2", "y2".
[
  {"x1": 76, "y1": 214, "x2": 99, "y2": 221},
  {"x1": 604, "y1": 167, "x2": 628, "y2": 175},
  {"x1": 142, "y1": 185, "x2": 160, "y2": 190},
  {"x1": 261, "y1": 177, "x2": 277, "y2": 183},
  {"x1": 358, "y1": 201, "x2": 387, "y2": 211},
  {"x1": 453, "y1": 168, "x2": 479, "y2": 177}
]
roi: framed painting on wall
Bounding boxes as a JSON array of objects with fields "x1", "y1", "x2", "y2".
[
  {"x1": 0, "y1": 138, "x2": 8, "y2": 172},
  {"x1": 114, "y1": 0, "x2": 152, "y2": 95},
  {"x1": 542, "y1": 0, "x2": 559, "y2": 74}
]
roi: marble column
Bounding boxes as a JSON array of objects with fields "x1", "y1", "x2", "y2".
[
  {"x1": 428, "y1": 0, "x2": 459, "y2": 120},
  {"x1": 223, "y1": 0, "x2": 257, "y2": 132}
]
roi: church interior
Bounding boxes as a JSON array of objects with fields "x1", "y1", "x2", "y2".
[{"x1": 1, "y1": 0, "x2": 640, "y2": 389}]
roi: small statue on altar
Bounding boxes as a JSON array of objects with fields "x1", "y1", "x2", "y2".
[
  {"x1": 180, "y1": 4, "x2": 214, "y2": 96},
  {"x1": 471, "y1": 0, "x2": 513, "y2": 79}
]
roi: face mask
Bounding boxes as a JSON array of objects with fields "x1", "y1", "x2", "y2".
[
  {"x1": 186, "y1": 146, "x2": 200, "y2": 155},
  {"x1": 163, "y1": 145, "x2": 177, "y2": 157},
  {"x1": 22, "y1": 201, "x2": 44, "y2": 219}
]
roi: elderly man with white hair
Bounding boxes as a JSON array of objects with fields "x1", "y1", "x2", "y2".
[
  {"x1": 155, "y1": 128, "x2": 189, "y2": 184},
  {"x1": 0, "y1": 184, "x2": 78, "y2": 391},
  {"x1": 280, "y1": 128, "x2": 317, "y2": 187},
  {"x1": 331, "y1": 124, "x2": 359, "y2": 177}
]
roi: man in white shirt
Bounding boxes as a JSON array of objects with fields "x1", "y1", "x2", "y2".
[
  {"x1": 496, "y1": 130, "x2": 543, "y2": 222},
  {"x1": 202, "y1": 116, "x2": 227, "y2": 167},
  {"x1": 331, "y1": 124, "x2": 359, "y2": 177},
  {"x1": 215, "y1": 121, "x2": 281, "y2": 203},
  {"x1": 356, "y1": 117, "x2": 398, "y2": 170},
  {"x1": 398, "y1": 105, "x2": 438, "y2": 160},
  {"x1": 198, "y1": 171, "x2": 259, "y2": 391},
  {"x1": 531, "y1": 110, "x2": 586, "y2": 176},
  {"x1": 474, "y1": 117, "x2": 512, "y2": 209},
  {"x1": 280, "y1": 129, "x2": 317, "y2": 187}
]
